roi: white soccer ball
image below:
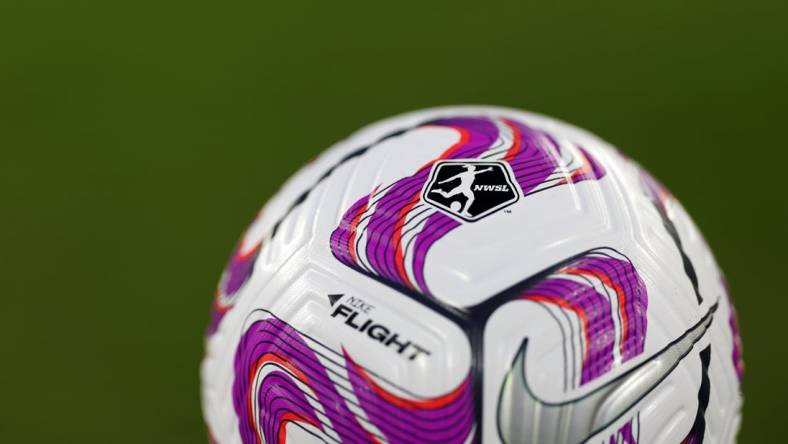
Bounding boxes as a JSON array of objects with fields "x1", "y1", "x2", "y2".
[{"x1": 201, "y1": 106, "x2": 744, "y2": 444}]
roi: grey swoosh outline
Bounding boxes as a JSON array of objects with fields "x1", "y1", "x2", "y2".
[{"x1": 497, "y1": 302, "x2": 718, "y2": 444}]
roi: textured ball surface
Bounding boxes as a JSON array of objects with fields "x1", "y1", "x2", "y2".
[{"x1": 201, "y1": 106, "x2": 743, "y2": 444}]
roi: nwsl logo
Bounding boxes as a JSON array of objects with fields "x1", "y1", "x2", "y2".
[{"x1": 422, "y1": 160, "x2": 520, "y2": 222}]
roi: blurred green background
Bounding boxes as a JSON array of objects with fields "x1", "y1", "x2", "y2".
[{"x1": 1, "y1": 0, "x2": 785, "y2": 442}]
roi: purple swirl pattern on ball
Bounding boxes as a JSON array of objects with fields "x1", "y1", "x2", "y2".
[
  {"x1": 363, "y1": 118, "x2": 497, "y2": 289},
  {"x1": 232, "y1": 315, "x2": 474, "y2": 444},
  {"x1": 722, "y1": 278, "x2": 745, "y2": 381},
  {"x1": 233, "y1": 317, "x2": 373, "y2": 443},
  {"x1": 208, "y1": 240, "x2": 262, "y2": 335},
  {"x1": 521, "y1": 249, "x2": 648, "y2": 386},
  {"x1": 605, "y1": 413, "x2": 640, "y2": 444},
  {"x1": 344, "y1": 350, "x2": 475, "y2": 443},
  {"x1": 729, "y1": 307, "x2": 745, "y2": 382},
  {"x1": 330, "y1": 116, "x2": 606, "y2": 299}
]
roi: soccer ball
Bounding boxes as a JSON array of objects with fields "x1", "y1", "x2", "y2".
[{"x1": 201, "y1": 106, "x2": 744, "y2": 444}]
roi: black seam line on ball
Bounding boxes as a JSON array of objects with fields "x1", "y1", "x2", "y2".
[
  {"x1": 648, "y1": 197, "x2": 703, "y2": 305},
  {"x1": 684, "y1": 345, "x2": 712, "y2": 443}
]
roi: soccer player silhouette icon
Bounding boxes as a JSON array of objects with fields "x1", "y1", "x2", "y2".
[{"x1": 429, "y1": 165, "x2": 494, "y2": 217}]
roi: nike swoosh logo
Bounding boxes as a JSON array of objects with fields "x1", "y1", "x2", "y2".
[{"x1": 497, "y1": 303, "x2": 718, "y2": 444}]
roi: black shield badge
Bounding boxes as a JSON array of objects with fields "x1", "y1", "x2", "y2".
[{"x1": 422, "y1": 160, "x2": 520, "y2": 222}]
